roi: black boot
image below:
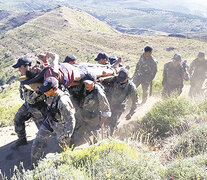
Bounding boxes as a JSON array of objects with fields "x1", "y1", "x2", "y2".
[{"x1": 11, "y1": 137, "x2": 28, "y2": 150}]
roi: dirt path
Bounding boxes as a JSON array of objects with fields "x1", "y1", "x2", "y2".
[{"x1": 0, "y1": 121, "x2": 60, "y2": 179}]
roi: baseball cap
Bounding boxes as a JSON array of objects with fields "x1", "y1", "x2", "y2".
[
  {"x1": 109, "y1": 56, "x2": 118, "y2": 65},
  {"x1": 197, "y1": 51, "x2": 205, "y2": 58},
  {"x1": 82, "y1": 72, "x2": 96, "y2": 84},
  {"x1": 12, "y1": 57, "x2": 32, "y2": 68},
  {"x1": 172, "y1": 54, "x2": 182, "y2": 61},
  {"x1": 144, "y1": 46, "x2": 153, "y2": 52},
  {"x1": 116, "y1": 69, "x2": 129, "y2": 83},
  {"x1": 94, "y1": 52, "x2": 109, "y2": 61},
  {"x1": 38, "y1": 77, "x2": 59, "y2": 93},
  {"x1": 64, "y1": 55, "x2": 77, "y2": 63}
]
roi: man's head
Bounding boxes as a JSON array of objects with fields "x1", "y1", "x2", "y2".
[
  {"x1": 116, "y1": 68, "x2": 129, "y2": 84},
  {"x1": 197, "y1": 51, "x2": 205, "y2": 61},
  {"x1": 12, "y1": 57, "x2": 32, "y2": 75},
  {"x1": 83, "y1": 73, "x2": 96, "y2": 91},
  {"x1": 38, "y1": 77, "x2": 59, "y2": 97},
  {"x1": 172, "y1": 54, "x2": 182, "y2": 67},
  {"x1": 64, "y1": 55, "x2": 77, "y2": 65},
  {"x1": 94, "y1": 52, "x2": 109, "y2": 65},
  {"x1": 144, "y1": 46, "x2": 153, "y2": 59}
]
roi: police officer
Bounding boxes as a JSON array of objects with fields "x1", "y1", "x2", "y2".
[
  {"x1": 70, "y1": 73, "x2": 111, "y2": 147},
  {"x1": 162, "y1": 54, "x2": 189, "y2": 97},
  {"x1": 31, "y1": 77, "x2": 76, "y2": 165},
  {"x1": 189, "y1": 52, "x2": 207, "y2": 97},
  {"x1": 64, "y1": 55, "x2": 78, "y2": 65},
  {"x1": 132, "y1": 46, "x2": 157, "y2": 104},
  {"x1": 103, "y1": 69, "x2": 138, "y2": 136},
  {"x1": 11, "y1": 57, "x2": 46, "y2": 149},
  {"x1": 94, "y1": 52, "x2": 109, "y2": 65}
]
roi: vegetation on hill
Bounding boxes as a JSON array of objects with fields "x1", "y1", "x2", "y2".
[{"x1": 0, "y1": 6, "x2": 207, "y2": 86}]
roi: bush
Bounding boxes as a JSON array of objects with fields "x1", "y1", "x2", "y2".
[
  {"x1": 140, "y1": 97, "x2": 193, "y2": 140},
  {"x1": 172, "y1": 123, "x2": 207, "y2": 158},
  {"x1": 15, "y1": 140, "x2": 165, "y2": 180},
  {"x1": 166, "y1": 153, "x2": 207, "y2": 180}
]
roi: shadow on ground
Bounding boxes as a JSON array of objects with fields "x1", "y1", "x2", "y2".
[{"x1": 0, "y1": 136, "x2": 61, "y2": 180}]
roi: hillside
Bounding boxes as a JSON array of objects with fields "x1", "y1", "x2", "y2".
[
  {"x1": 1, "y1": 0, "x2": 207, "y2": 36},
  {"x1": 1, "y1": 6, "x2": 207, "y2": 86},
  {"x1": 0, "y1": 9, "x2": 46, "y2": 34}
]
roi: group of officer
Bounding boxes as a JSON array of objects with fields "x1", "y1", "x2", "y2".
[{"x1": 10, "y1": 46, "x2": 207, "y2": 166}]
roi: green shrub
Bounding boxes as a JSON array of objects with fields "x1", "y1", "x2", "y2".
[
  {"x1": 140, "y1": 97, "x2": 193, "y2": 140},
  {"x1": 166, "y1": 153, "x2": 207, "y2": 180},
  {"x1": 15, "y1": 140, "x2": 165, "y2": 180},
  {"x1": 172, "y1": 123, "x2": 207, "y2": 158}
]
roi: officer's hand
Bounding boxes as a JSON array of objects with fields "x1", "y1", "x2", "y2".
[
  {"x1": 125, "y1": 114, "x2": 131, "y2": 120},
  {"x1": 91, "y1": 124, "x2": 101, "y2": 131}
]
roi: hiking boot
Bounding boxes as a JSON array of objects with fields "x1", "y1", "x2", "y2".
[{"x1": 11, "y1": 137, "x2": 28, "y2": 150}]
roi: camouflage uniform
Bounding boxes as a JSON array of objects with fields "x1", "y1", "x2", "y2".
[
  {"x1": 14, "y1": 84, "x2": 46, "y2": 141},
  {"x1": 189, "y1": 58, "x2": 207, "y2": 96},
  {"x1": 31, "y1": 89, "x2": 76, "y2": 165},
  {"x1": 70, "y1": 84, "x2": 111, "y2": 147},
  {"x1": 104, "y1": 77, "x2": 138, "y2": 135},
  {"x1": 162, "y1": 61, "x2": 189, "y2": 97},
  {"x1": 132, "y1": 54, "x2": 157, "y2": 102}
]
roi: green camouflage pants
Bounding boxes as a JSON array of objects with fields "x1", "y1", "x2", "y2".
[
  {"x1": 31, "y1": 119, "x2": 73, "y2": 165},
  {"x1": 14, "y1": 102, "x2": 44, "y2": 139},
  {"x1": 132, "y1": 75, "x2": 149, "y2": 103},
  {"x1": 105, "y1": 110, "x2": 122, "y2": 136},
  {"x1": 189, "y1": 80, "x2": 205, "y2": 97},
  {"x1": 70, "y1": 110, "x2": 99, "y2": 148}
]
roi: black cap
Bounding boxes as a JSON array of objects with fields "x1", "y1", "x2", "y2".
[
  {"x1": 12, "y1": 57, "x2": 32, "y2": 68},
  {"x1": 64, "y1": 55, "x2": 77, "y2": 63},
  {"x1": 94, "y1": 52, "x2": 109, "y2": 61},
  {"x1": 116, "y1": 69, "x2": 129, "y2": 83},
  {"x1": 172, "y1": 54, "x2": 182, "y2": 61},
  {"x1": 144, "y1": 46, "x2": 153, "y2": 52},
  {"x1": 109, "y1": 56, "x2": 118, "y2": 65},
  {"x1": 82, "y1": 72, "x2": 97, "y2": 84},
  {"x1": 38, "y1": 77, "x2": 59, "y2": 93}
]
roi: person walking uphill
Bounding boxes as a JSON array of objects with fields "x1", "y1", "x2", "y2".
[
  {"x1": 31, "y1": 77, "x2": 76, "y2": 165},
  {"x1": 11, "y1": 57, "x2": 46, "y2": 149},
  {"x1": 188, "y1": 51, "x2": 207, "y2": 97},
  {"x1": 132, "y1": 46, "x2": 157, "y2": 104},
  {"x1": 70, "y1": 73, "x2": 111, "y2": 147},
  {"x1": 162, "y1": 54, "x2": 189, "y2": 97},
  {"x1": 103, "y1": 69, "x2": 138, "y2": 136}
]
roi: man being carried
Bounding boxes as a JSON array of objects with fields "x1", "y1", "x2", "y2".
[
  {"x1": 132, "y1": 46, "x2": 157, "y2": 104},
  {"x1": 31, "y1": 77, "x2": 76, "y2": 165},
  {"x1": 162, "y1": 54, "x2": 189, "y2": 97},
  {"x1": 70, "y1": 73, "x2": 111, "y2": 147}
]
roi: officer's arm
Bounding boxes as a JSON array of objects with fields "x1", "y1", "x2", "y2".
[
  {"x1": 97, "y1": 90, "x2": 111, "y2": 127},
  {"x1": 133, "y1": 55, "x2": 142, "y2": 77},
  {"x1": 150, "y1": 60, "x2": 157, "y2": 81},
  {"x1": 58, "y1": 97, "x2": 76, "y2": 138},
  {"x1": 188, "y1": 60, "x2": 195, "y2": 76}
]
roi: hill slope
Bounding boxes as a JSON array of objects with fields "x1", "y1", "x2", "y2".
[
  {"x1": 0, "y1": 6, "x2": 207, "y2": 85},
  {"x1": 1, "y1": 0, "x2": 207, "y2": 35}
]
